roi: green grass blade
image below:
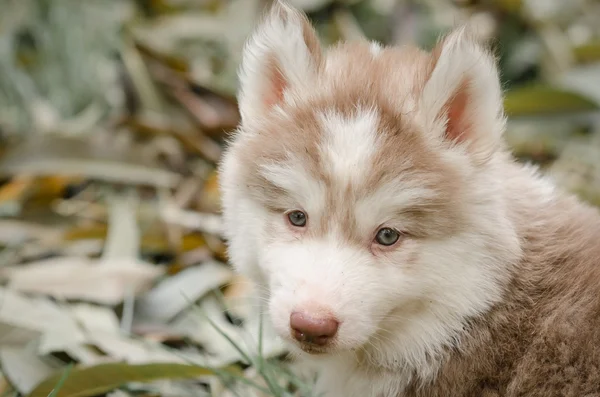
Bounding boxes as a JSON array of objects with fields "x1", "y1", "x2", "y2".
[{"x1": 46, "y1": 363, "x2": 74, "y2": 397}]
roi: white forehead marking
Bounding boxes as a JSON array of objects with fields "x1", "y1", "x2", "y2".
[
  {"x1": 318, "y1": 107, "x2": 380, "y2": 187},
  {"x1": 370, "y1": 41, "x2": 383, "y2": 56}
]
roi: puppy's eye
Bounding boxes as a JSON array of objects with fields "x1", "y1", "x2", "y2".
[
  {"x1": 287, "y1": 210, "x2": 307, "y2": 227},
  {"x1": 374, "y1": 227, "x2": 400, "y2": 246}
]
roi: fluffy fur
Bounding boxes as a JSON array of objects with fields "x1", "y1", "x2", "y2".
[{"x1": 218, "y1": 2, "x2": 600, "y2": 396}]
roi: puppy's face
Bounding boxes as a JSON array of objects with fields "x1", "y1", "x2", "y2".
[{"x1": 219, "y1": 2, "x2": 520, "y2": 357}]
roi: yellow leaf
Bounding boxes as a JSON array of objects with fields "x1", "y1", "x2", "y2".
[
  {"x1": 495, "y1": 0, "x2": 521, "y2": 13},
  {"x1": 28, "y1": 362, "x2": 242, "y2": 397},
  {"x1": 504, "y1": 85, "x2": 599, "y2": 117},
  {"x1": 573, "y1": 41, "x2": 600, "y2": 65}
]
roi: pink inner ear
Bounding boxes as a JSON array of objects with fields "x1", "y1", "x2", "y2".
[
  {"x1": 444, "y1": 79, "x2": 472, "y2": 144},
  {"x1": 262, "y1": 60, "x2": 288, "y2": 110}
]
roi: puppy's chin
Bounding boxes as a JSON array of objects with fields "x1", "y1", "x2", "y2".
[
  {"x1": 291, "y1": 342, "x2": 332, "y2": 356},
  {"x1": 283, "y1": 333, "x2": 365, "y2": 357}
]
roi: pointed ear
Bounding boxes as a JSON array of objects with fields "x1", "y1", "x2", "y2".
[
  {"x1": 237, "y1": 1, "x2": 322, "y2": 126},
  {"x1": 419, "y1": 27, "x2": 505, "y2": 163}
]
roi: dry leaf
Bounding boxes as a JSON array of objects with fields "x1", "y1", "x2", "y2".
[
  {"x1": 85, "y1": 331, "x2": 207, "y2": 365},
  {"x1": 0, "y1": 220, "x2": 63, "y2": 246},
  {"x1": 160, "y1": 204, "x2": 223, "y2": 236},
  {"x1": 0, "y1": 175, "x2": 37, "y2": 216},
  {"x1": 0, "y1": 135, "x2": 181, "y2": 188},
  {"x1": 0, "y1": 322, "x2": 42, "y2": 347},
  {"x1": 135, "y1": 260, "x2": 233, "y2": 323},
  {"x1": 103, "y1": 192, "x2": 140, "y2": 260},
  {"x1": 70, "y1": 303, "x2": 122, "y2": 334},
  {"x1": 0, "y1": 346, "x2": 61, "y2": 395},
  {"x1": 0, "y1": 288, "x2": 86, "y2": 354},
  {"x1": 27, "y1": 362, "x2": 239, "y2": 397},
  {"x1": 2, "y1": 257, "x2": 164, "y2": 306},
  {"x1": 504, "y1": 84, "x2": 599, "y2": 117}
]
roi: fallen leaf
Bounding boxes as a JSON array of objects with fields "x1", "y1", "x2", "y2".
[
  {"x1": 0, "y1": 135, "x2": 181, "y2": 188},
  {"x1": 0, "y1": 287, "x2": 86, "y2": 354},
  {"x1": 547, "y1": 140, "x2": 600, "y2": 207},
  {"x1": 127, "y1": 377, "x2": 214, "y2": 397},
  {"x1": 85, "y1": 331, "x2": 196, "y2": 364},
  {"x1": 195, "y1": 169, "x2": 221, "y2": 213},
  {"x1": 62, "y1": 224, "x2": 108, "y2": 241},
  {"x1": 62, "y1": 239, "x2": 104, "y2": 257},
  {"x1": 0, "y1": 175, "x2": 37, "y2": 216},
  {"x1": 494, "y1": 0, "x2": 522, "y2": 13},
  {"x1": 504, "y1": 84, "x2": 599, "y2": 117},
  {"x1": 102, "y1": 192, "x2": 140, "y2": 260},
  {"x1": 0, "y1": 371, "x2": 14, "y2": 397},
  {"x1": 1, "y1": 346, "x2": 62, "y2": 395},
  {"x1": 573, "y1": 41, "x2": 600, "y2": 65},
  {"x1": 0, "y1": 321, "x2": 42, "y2": 347},
  {"x1": 27, "y1": 362, "x2": 242, "y2": 397},
  {"x1": 160, "y1": 204, "x2": 223, "y2": 236},
  {"x1": 2, "y1": 257, "x2": 164, "y2": 306},
  {"x1": 0, "y1": 220, "x2": 63, "y2": 246},
  {"x1": 557, "y1": 63, "x2": 600, "y2": 107},
  {"x1": 135, "y1": 260, "x2": 233, "y2": 323},
  {"x1": 58, "y1": 345, "x2": 110, "y2": 367},
  {"x1": 70, "y1": 303, "x2": 121, "y2": 334},
  {"x1": 106, "y1": 390, "x2": 134, "y2": 397},
  {"x1": 27, "y1": 176, "x2": 84, "y2": 208}
]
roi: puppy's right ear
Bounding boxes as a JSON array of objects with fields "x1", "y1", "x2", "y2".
[{"x1": 237, "y1": 0, "x2": 322, "y2": 126}]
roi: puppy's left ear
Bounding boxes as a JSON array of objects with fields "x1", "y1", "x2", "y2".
[
  {"x1": 419, "y1": 28, "x2": 505, "y2": 163},
  {"x1": 237, "y1": 1, "x2": 322, "y2": 127}
]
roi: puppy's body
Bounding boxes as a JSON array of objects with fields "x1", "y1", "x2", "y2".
[{"x1": 218, "y1": 2, "x2": 600, "y2": 396}]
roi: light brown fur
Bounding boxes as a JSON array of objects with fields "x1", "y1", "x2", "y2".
[{"x1": 399, "y1": 174, "x2": 600, "y2": 396}]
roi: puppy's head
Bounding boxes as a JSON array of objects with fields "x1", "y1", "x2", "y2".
[{"x1": 219, "y1": 1, "x2": 521, "y2": 358}]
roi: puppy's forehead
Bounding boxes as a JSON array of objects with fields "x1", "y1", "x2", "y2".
[
  {"x1": 319, "y1": 42, "x2": 433, "y2": 108},
  {"x1": 316, "y1": 106, "x2": 381, "y2": 189},
  {"x1": 304, "y1": 42, "x2": 437, "y2": 188},
  {"x1": 247, "y1": 41, "x2": 435, "y2": 182},
  {"x1": 276, "y1": 86, "x2": 437, "y2": 197}
]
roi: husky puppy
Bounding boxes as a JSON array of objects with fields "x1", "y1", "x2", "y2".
[{"x1": 218, "y1": 2, "x2": 600, "y2": 396}]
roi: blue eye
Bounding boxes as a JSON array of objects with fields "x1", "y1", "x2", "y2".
[
  {"x1": 375, "y1": 228, "x2": 400, "y2": 246},
  {"x1": 287, "y1": 210, "x2": 307, "y2": 227}
]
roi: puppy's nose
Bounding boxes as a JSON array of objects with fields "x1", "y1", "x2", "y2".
[{"x1": 290, "y1": 311, "x2": 339, "y2": 346}]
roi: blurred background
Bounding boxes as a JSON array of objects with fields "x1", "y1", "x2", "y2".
[{"x1": 0, "y1": 0, "x2": 599, "y2": 396}]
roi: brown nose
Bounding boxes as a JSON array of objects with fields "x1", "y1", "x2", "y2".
[{"x1": 290, "y1": 311, "x2": 339, "y2": 346}]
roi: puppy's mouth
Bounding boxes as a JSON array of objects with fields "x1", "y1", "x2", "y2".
[
  {"x1": 287, "y1": 333, "x2": 340, "y2": 355},
  {"x1": 294, "y1": 341, "x2": 330, "y2": 355}
]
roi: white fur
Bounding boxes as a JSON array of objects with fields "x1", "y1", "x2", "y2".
[
  {"x1": 260, "y1": 160, "x2": 327, "y2": 217},
  {"x1": 370, "y1": 41, "x2": 383, "y2": 56},
  {"x1": 318, "y1": 107, "x2": 380, "y2": 187},
  {"x1": 353, "y1": 179, "x2": 437, "y2": 234},
  {"x1": 218, "y1": 146, "x2": 265, "y2": 285},
  {"x1": 220, "y1": 4, "x2": 526, "y2": 397},
  {"x1": 237, "y1": 1, "x2": 320, "y2": 128}
]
